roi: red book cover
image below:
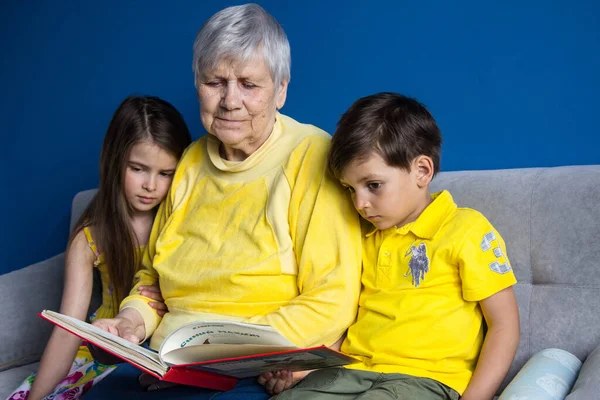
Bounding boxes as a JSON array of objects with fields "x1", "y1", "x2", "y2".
[{"x1": 39, "y1": 310, "x2": 357, "y2": 390}]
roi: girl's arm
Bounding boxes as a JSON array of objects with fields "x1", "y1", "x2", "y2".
[
  {"x1": 27, "y1": 230, "x2": 96, "y2": 400},
  {"x1": 460, "y1": 286, "x2": 520, "y2": 400}
]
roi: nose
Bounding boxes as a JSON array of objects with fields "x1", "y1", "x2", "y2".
[
  {"x1": 221, "y1": 81, "x2": 241, "y2": 110},
  {"x1": 143, "y1": 175, "x2": 157, "y2": 192},
  {"x1": 353, "y1": 191, "x2": 370, "y2": 211}
]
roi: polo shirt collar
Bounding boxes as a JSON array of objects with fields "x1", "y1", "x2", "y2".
[{"x1": 365, "y1": 190, "x2": 456, "y2": 239}]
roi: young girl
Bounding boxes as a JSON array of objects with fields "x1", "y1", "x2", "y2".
[{"x1": 8, "y1": 96, "x2": 192, "y2": 400}]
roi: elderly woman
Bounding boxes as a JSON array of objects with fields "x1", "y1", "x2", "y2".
[{"x1": 86, "y1": 4, "x2": 361, "y2": 399}]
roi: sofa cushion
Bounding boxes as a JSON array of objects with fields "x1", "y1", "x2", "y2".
[
  {"x1": 566, "y1": 344, "x2": 600, "y2": 399},
  {"x1": 0, "y1": 362, "x2": 39, "y2": 400},
  {"x1": 0, "y1": 254, "x2": 64, "y2": 372}
]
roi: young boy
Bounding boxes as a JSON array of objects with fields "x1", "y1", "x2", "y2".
[{"x1": 260, "y1": 92, "x2": 520, "y2": 399}]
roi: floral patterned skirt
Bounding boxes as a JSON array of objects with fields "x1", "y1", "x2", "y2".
[{"x1": 8, "y1": 345, "x2": 116, "y2": 400}]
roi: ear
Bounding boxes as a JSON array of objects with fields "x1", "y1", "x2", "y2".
[
  {"x1": 275, "y1": 79, "x2": 289, "y2": 110},
  {"x1": 412, "y1": 155, "x2": 434, "y2": 188}
]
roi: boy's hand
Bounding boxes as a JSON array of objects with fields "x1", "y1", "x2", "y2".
[
  {"x1": 257, "y1": 370, "x2": 311, "y2": 395},
  {"x1": 138, "y1": 284, "x2": 168, "y2": 317}
]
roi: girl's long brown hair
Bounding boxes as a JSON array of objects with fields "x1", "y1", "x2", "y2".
[{"x1": 72, "y1": 96, "x2": 192, "y2": 305}]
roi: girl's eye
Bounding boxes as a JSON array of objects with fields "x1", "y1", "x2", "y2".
[
  {"x1": 160, "y1": 172, "x2": 174, "y2": 177},
  {"x1": 345, "y1": 186, "x2": 355, "y2": 194},
  {"x1": 131, "y1": 166, "x2": 142, "y2": 172}
]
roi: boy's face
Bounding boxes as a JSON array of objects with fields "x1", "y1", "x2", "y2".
[{"x1": 340, "y1": 152, "x2": 433, "y2": 230}]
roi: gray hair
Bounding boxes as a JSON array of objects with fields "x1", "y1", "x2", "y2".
[{"x1": 192, "y1": 4, "x2": 291, "y2": 90}]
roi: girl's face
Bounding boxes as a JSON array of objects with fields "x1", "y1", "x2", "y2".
[{"x1": 123, "y1": 140, "x2": 178, "y2": 214}]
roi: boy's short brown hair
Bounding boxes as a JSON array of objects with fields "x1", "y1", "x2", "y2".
[{"x1": 329, "y1": 92, "x2": 442, "y2": 179}]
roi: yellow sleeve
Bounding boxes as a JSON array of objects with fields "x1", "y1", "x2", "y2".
[
  {"x1": 458, "y1": 216, "x2": 517, "y2": 302},
  {"x1": 251, "y1": 138, "x2": 363, "y2": 347}
]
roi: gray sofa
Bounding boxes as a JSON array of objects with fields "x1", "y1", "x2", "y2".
[{"x1": 1, "y1": 165, "x2": 599, "y2": 399}]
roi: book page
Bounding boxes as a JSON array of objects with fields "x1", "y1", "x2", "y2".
[
  {"x1": 41, "y1": 310, "x2": 167, "y2": 376},
  {"x1": 159, "y1": 320, "x2": 296, "y2": 361}
]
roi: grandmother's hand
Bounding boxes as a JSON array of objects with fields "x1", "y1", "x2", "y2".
[{"x1": 138, "y1": 284, "x2": 168, "y2": 317}]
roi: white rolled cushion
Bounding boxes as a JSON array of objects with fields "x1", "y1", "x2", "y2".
[{"x1": 498, "y1": 348, "x2": 581, "y2": 399}]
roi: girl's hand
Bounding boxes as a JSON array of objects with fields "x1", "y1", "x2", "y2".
[
  {"x1": 257, "y1": 370, "x2": 311, "y2": 395},
  {"x1": 138, "y1": 284, "x2": 168, "y2": 317},
  {"x1": 92, "y1": 316, "x2": 145, "y2": 344}
]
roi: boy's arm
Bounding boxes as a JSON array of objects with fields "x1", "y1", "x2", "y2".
[{"x1": 460, "y1": 286, "x2": 520, "y2": 400}]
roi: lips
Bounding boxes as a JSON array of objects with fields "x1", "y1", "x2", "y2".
[
  {"x1": 137, "y1": 196, "x2": 155, "y2": 204},
  {"x1": 216, "y1": 117, "x2": 244, "y2": 122}
]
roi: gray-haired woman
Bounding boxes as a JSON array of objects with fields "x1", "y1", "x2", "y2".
[{"x1": 87, "y1": 4, "x2": 362, "y2": 399}]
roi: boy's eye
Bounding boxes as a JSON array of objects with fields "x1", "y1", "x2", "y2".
[{"x1": 367, "y1": 182, "x2": 382, "y2": 190}]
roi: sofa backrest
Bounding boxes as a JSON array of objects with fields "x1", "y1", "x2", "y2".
[
  {"x1": 70, "y1": 189, "x2": 98, "y2": 233},
  {"x1": 430, "y1": 165, "x2": 600, "y2": 389},
  {"x1": 69, "y1": 167, "x2": 600, "y2": 390}
]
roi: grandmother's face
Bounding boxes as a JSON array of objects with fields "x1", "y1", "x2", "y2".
[{"x1": 197, "y1": 56, "x2": 288, "y2": 161}]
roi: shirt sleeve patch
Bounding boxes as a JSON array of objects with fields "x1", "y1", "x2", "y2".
[
  {"x1": 480, "y1": 231, "x2": 496, "y2": 251},
  {"x1": 489, "y1": 261, "x2": 512, "y2": 274},
  {"x1": 480, "y1": 231, "x2": 512, "y2": 274}
]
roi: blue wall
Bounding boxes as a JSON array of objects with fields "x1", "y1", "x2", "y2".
[{"x1": 2, "y1": 0, "x2": 599, "y2": 274}]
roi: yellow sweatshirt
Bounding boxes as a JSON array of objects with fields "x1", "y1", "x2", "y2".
[{"x1": 121, "y1": 113, "x2": 362, "y2": 350}]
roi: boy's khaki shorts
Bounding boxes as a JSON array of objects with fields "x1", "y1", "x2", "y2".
[{"x1": 271, "y1": 368, "x2": 460, "y2": 400}]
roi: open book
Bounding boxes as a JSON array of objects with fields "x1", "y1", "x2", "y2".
[{"x1": 40, "y1": 310, "x2": 357, "y2": 391}]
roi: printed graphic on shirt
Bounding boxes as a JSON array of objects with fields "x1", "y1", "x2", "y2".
[
  {"x1": 480, "y1": 231, "x2": 511, "y2": 274},
  {"x1": 404, "y1": 243, "x2": 430, "y2": 287}
]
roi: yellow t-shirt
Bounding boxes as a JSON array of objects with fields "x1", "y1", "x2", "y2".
[
  {"x1": 121, "y1": 113, "x2": 362, "y2": 350},
  {"x1": 343, "y1": 190, "x2": 517, "y2": 394}
]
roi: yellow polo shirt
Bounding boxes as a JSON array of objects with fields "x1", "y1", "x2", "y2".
[{"x1": 343, "y1": 190, "x2": 517, "y2": 394}]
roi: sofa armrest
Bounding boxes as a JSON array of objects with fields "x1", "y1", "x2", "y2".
[
  {"x1": 566, "y1": 345, "x2": 600, "y2": 399},
  {"x1": 0, "y1": 253, "x2": 65, "y2": 372}
]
